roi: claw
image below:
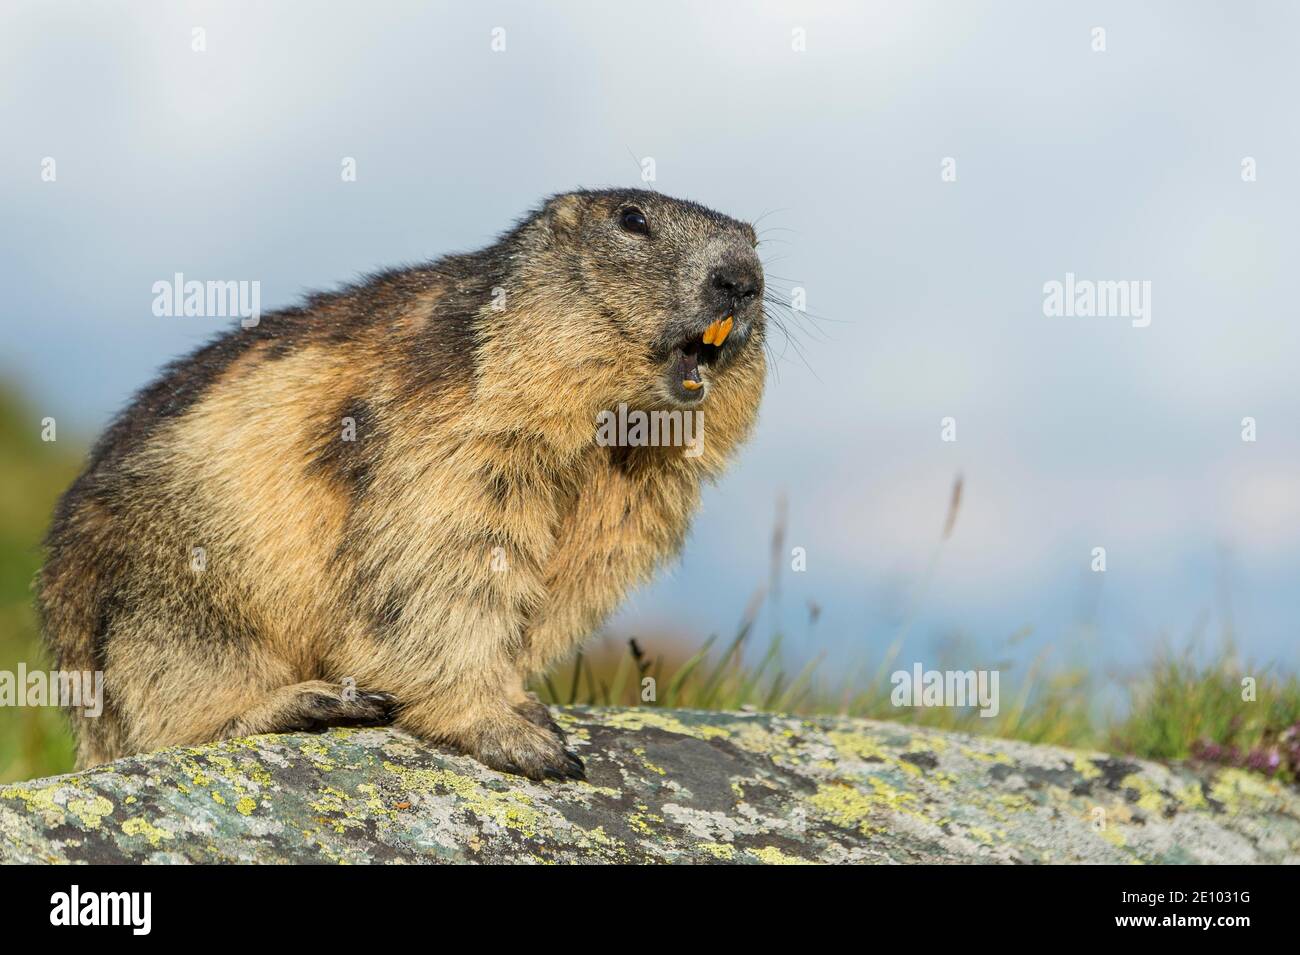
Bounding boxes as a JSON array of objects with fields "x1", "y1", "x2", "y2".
[
  {"x1": 564, "y1": 752, "x2": 586, "y2": 780},
  {"x1": 358, "y1": 691, "x2": 400, "y2": 720}
]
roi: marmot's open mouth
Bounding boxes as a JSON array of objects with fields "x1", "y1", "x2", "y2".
[{"x1": 672, "y1": 316, "x2": 734, "y2": 400}]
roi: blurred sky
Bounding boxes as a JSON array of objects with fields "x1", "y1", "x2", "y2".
[{"x1": 2, "y1": 1, "x2": 1297, "y2": 679}]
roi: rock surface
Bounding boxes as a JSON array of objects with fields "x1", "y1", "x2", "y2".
[{"x1": 2, "y1": 707, "x2": 1298, "y2": 864}]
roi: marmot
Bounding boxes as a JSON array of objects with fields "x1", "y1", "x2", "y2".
[{"x1": 38, "y1": 189, "x2": 767, "y2": 781}]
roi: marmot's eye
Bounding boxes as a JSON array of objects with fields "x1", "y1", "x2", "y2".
[{"x1": 620, "y1": 207, "x2": 649, "y2": 236}]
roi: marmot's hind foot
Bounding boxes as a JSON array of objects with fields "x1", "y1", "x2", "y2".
[
  {"x1": 473, "y1": 712, "x2": 585, "y2": 782},
  {"x1": 515, "y1": 695, "x2": 567, "y2": 741}
]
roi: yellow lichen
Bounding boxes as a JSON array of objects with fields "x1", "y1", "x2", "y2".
[
  {"x1": 1097, "y1": 823, "x2": 1127, "y2": 848},
  {"x1": 627, "y1": 806, "x2": 663, "y2": 835},
  {"x1": 1119, "y1": 774, "x2": 1166, "y2": 815},
  {"x1": 827, "y1": 731, "x2": 888, "y2": 763},
  {"x1": 894, "y1": 759, "x2": 923, "y2": 778},
  {"x1": 121, "y1": 817, "x2": 173, "y2": 847},
  {"x1": 2, "y1": 785, "x2": 65, "y2": 825},
  {"x1": 597, "y1": 710, "x2": 732, "y2": 741},
  {"x1": 574, "y1": 825, "x2": 617, "y2": 852},
  {"x1": 809, "y1": 781, "x2": 881, "y2": 834},
  {"x1": 1073, "y1": 755, "x2": 1102, "y2": 780},
  {"x1": 299, "y1": 739, "x2": 336, "y2": 770},
  {"x1": 1209, "y1": 768, "x2": 1283, "y2": 813},
  {"x1": 750, "y1": 845, "x2": 812, "y2": 865},
  {"x1": 356, "y1": 782, "x2": 397, "y2": 820},
  {"x1": 930, "y1": 771, "x2": 958, "y2": 790},
  {"x1": 382, "y1": 761, "x2": 546, "y2": 838},
  {"x1": 905, "y1": 733, "x2": 949, "y2": 754},
  {"x1": 309, "y1": 786, "x2": 351, "y2": 816},
  {"x1": 1175, "y1": 781, "x2": 1207, "y2": 811},
  {"x1": 699, "y1": 841, "x2": 736, "y2": 860},
  {"x1": 573, "y1": 780, "x2": 621, "y2": 798},
  {"x1": 632, "y1": 747, "x2": 667, "y2": 776},
  {"x1": 810, "y1": 772, "x2": 928, "y2": 835},
  {"x1": 68, "y1": 795, "x2": 114, "y2": 829},
  {"x1": 959, "y1": 746, "x2": 1013, "y2": 765}
]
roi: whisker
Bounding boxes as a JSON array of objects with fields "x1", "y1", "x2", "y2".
[{"x1": 751, "y1": 208, "x2": 792, "y2": 229}]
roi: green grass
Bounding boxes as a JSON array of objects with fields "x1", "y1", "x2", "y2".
[
  {"x1": 1, "y1": 384, "x2": 1296, "y2": 786},
  {"x1": 0, "y1": 384, "x2": 81, "y2": 782},
  {"x1": 536, "y1": 628, "x2": 1300, "y2": 781},
  {"x1": 1110, "y1": 656, "x2": 1300, "y2": 769}
]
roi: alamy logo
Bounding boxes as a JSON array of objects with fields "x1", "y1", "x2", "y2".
[
  {"x1": 50, "y1": 885, "x2": 151, "y2": 935},
  {"x1": 890, "y1": 663, "x2": 1000, "y2": 718},
  {"x1": 0, "y1": 665, "x2": 103, "y2": 717},
  {"x1": 1042, "y1": 272, "x2": 1151, "y2": 328},
  {"x1": 595, "y1": 403, "x2": 704, "y2": 458},
  {"x1": 152, "y1": 272, "x2": 261, "y2": 328}
]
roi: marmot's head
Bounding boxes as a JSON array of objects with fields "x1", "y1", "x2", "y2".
[{"x1": 527, "y1": 189, "x2": 766, "y2": 410}]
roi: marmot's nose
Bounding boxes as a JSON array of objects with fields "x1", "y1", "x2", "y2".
[{"x1": 709, "y1": 259, "x2": 762, "y2": 312}]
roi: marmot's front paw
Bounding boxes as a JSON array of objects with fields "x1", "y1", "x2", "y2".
[
  {"x1": 473, "y1": 712, "x2": 585, "y2": 782},
  {"x1": 300, "y1": 688, "x2": 399, "y2": 728}
]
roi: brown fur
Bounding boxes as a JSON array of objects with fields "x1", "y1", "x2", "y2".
[{"x1": 38, "y1": 189, "x2": 766, "y2": 780}]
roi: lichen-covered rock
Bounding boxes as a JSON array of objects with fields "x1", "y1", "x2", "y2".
[{"x1": 2, "y1": 708, "x2": 1298, "y2": 864}]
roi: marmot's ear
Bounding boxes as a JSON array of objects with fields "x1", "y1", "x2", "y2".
[{"x1": 544, "y1": 194, "x2": 583, "y2": 240}]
